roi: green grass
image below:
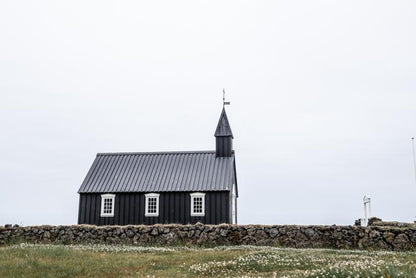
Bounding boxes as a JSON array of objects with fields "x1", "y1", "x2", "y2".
[{"x1": 1, "y1": 244, "x2": 416, "y2": 277}]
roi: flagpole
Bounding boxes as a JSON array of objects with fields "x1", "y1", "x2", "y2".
[{"x1": 412, "y1": 137, "x2": 416, "y2": 184}]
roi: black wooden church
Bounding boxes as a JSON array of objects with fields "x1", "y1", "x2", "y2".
[{"x1": 77, "y1": 107, "x2": 238, "y2": 225}]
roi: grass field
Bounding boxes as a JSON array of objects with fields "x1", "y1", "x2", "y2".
[{"x1": 1, "y1": 244, "x2": 415, "y2": 277}]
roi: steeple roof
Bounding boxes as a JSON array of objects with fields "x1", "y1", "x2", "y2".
[{"x1": 214, "y1": 108, "x2": 233, "y2": 138}]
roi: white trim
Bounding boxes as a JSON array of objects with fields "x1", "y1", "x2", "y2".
[
  {"x1": 190, "y1": 192, "x2": 205, "y2": 216},
  {"x1": 231, "y1": 184, "x2": 237, "y2": 224},
  {"x1": 145, "y1": 193, "x2": 160, "y2": 217},
  {"x1": 100, "y1": 194, "x2": 115, "y2": 217}
]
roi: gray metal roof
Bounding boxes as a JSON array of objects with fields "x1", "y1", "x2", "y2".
[
  {"x1": 78, "y1": 151, "x2": 236, "y2": 193},
  {"x1": 214, "y1": 108, "x2": 233, "y2": 138}
]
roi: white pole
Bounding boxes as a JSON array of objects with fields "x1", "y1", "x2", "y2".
[
  {"x1": 363, "y1": 195, "x2": 371, "y2": 226},
  {"x1": 368, "y1": 198, "x2": 371, "y2": 218},
  {"x1": 363, "y1": 198, "x2": 368, "y2": 226},
  {"x1": 412, "y1": 138, "x2": 416, "y2": 223},
  {"x1": 412, "y1": 138, "x2": 416, "y2": 183}
]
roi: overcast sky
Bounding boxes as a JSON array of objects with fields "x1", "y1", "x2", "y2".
[{"x1": 1, "y1": 1, "x2": 415, "y2": 226}]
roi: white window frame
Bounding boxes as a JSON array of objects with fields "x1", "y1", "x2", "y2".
[
  {"x1": 100, "y1": 194, "x2": 115, "y2": 217},
  {"x1": 145, "y1": 193, "x2": 160, "y2": 217},
  {"x1": 190, "y1": 192, "x2": 205, "y2": 216}
]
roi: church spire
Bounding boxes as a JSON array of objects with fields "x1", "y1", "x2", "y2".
[
  {"x1": 214, "y1": 108, "x2": 234, "y2": 138},
  {"x1": 215, "y1": 90, "x2": 234, "y2": 157}
]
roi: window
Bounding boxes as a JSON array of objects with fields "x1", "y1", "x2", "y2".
[
  {"x1": 100, "y1": 194, "x2": 115, "y2": 217},
  {"x1": 145, "y1": 193, "x2": 160, "y2": 217},
  {"x1": 190, "y1": 192, "x2": 205, "y2": 216}
]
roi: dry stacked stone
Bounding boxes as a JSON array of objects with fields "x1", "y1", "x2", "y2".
[{"x1": 1, "y1": 223, "x2": 415, "y2": 250}]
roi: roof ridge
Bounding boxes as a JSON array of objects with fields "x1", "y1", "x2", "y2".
[{"x1": 97, "y1": 150, "x2": 217, "y2": 156}]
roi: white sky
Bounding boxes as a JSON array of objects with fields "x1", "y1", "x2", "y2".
[{"x1": 1, "y1": 1, "x2": 415, "y2": 226}]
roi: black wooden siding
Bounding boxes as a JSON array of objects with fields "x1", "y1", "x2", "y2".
[
  {"x1": 216, "y1": 137, "x2": 233, "y2": 157},
  {"x1": 78, "y1": 191, "x2": 230, "y2": 225}
]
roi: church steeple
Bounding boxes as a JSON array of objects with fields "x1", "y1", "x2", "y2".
[{"x1": 214, "y1": 107, "x2": 234, "y2": 157}]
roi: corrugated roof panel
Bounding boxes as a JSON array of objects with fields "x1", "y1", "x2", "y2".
[
  {"x1": 129, "y1": 155, "x2": 146, "y2": 191},
  {"x1": 108, "y1": 154, "x2": 127, "y2": 192},
  {"x1": 78, "y1": 151, "x2": 235, "y2": 193},
  {"x1": 172, "y1": 154, "x2": 185, "y2": 191},
  {"x1": 114, "y1": 155, "x2": 132, "y2": 192},
  {"x1": 117, "y1": 155, "x2": 136, "y2": 192},
  {"x1": 81, "y1": 155, "x2": 99, "y2": 193},
  {"x1": 159, "y1": 154, "x2": 173, "y2": 192},
  {"x1": 126, "y1": 155, "x2": 142, "y2": 191}
]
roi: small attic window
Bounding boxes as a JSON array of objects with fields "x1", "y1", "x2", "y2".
[
  {"x1": 100, "y1": 194, "x2": 115, "y2": 217},
  {"x1": 190, "y1": 192, "x2": 205, "y2": 216},
  {"x1": 145, "y1": 193, "x2": 160, "y2": 217}
]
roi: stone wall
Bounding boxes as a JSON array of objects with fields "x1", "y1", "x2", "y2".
[
  {"x1": 1, "y1": 224, "x2": 416, "y2": 251},
  {"x1": 368, "y1": 217, "x2": 416, "y2": 228}
]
